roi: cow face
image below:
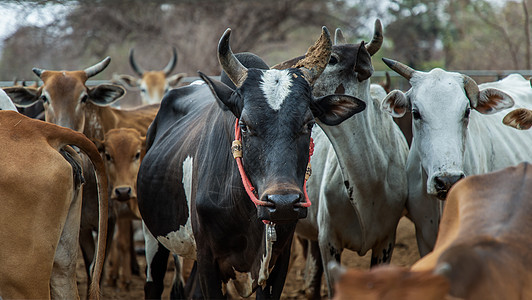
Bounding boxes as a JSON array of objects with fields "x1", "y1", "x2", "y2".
[
  {"x1": 4, "y1": 57, "x2": 125, "y2": 132},
  {"x1": 200, "y1": 28, "x2": 366, "y2": 223},
  {"x1": 113, "y1": 48, "x2": 186, "y2": 105},
  {"x1": 381, "y1": 58, "x2": 514, "y2": 199},
  {"x1": 95, "y1": 128, "x2": 145, "y2": 217}
]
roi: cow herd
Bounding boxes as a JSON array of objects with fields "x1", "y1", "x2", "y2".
[{"x1": 1, "y1": 19, "x2": 532, "y2": 300}]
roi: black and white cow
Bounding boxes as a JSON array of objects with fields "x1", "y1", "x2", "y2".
[{"x1": 137, "y1": 27, "x2": 366, "y2": 298}]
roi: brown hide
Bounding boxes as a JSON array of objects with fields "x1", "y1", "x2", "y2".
[
  {"x1": 333, "y1": 163, "x2": 532, "y2": 300},
  {"x1": 0, "y1": 111, "x2": 108, "y2": 299}
]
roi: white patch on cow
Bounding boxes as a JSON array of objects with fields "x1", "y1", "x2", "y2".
[
  {"x1": 156, "y1": 156, "x2": 197, "y2": 260},
  {"x1": 260, "y1": 69, "x2": 292, "y2": 111},
  {"x1": 229, "y1": 269, "x2": 254, "y2": 297},
  {"x1": 189, "y1": 80, "x2": 205, "y2": 86},
  {"x1": 0, "y1": 89, "x2": 17, "y2": 111},
  {"x1": 143, "y1": 222, "x2": 159, "y2": 282}
]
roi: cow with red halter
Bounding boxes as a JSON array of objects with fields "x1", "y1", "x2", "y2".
[
  {"x1": 113, "y1": 47, "x2": 187, "y2": 105},
  {"x1": 3, "y1": 57, "x2": 159, "y2": 293},
  {"x1": 137, "y1": 27, "x2": 366, "y2": 298}
]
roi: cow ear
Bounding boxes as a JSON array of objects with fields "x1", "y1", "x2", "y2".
[
  {"x1": 503, "y1": 108, "x2": 532, "y2": 130},
  {"x1": 312, "y1": 94, "x2": 366, "y2": 126},
  {"x1": 198, "y1": 71, "x2": 242, "y2": 117},
  {"x1": 112, "y1": 74, "x2": 140, "y2": 90},
  {"x1": 88, "y1": 84, "x2": 125, "y2": 106},
  {"x1": 381, "y1": 89, "x2": 409, "y2": 118},
  {"x1": 3, "y1": 87, "x2": 40, "y2": 107},
  {"x1": 354, "y1": 41, "x2": 373, "y2": 82},
  {"x1": 167, "y1": 73, "x2": 187, "y2": 87},
  {"x1": 473, "y1": 88, "x2": 514, "y2": 114}
]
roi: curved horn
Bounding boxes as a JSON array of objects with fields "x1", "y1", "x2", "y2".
[
  {"x1": 218, "y1": 28, "x2": 248, "y2": 88},
  {"x1": 334, "y1": 28, "x2": 346, "y2": 45},
  {"x1": 463, "y1": 74, "x2": 480, "y2": 107},
  {"x1": 32, "y1": 68, "x2": 44, "y2": 78},
  {"x1": 84, "y1": 56, "x2": 111, "y2": 78},
  {"x1": 366, "y1": 19, "x2": 383, "y2": 56},
  {"x1": 293, "y1": 26, "x2": 332, "y2": 85},
  {"x1": 163, "y1": 47, "x2": 178, "y2": 76},
  {"x1": 382, "y1": 57, "x2": 416, "y2": 81},
  {"x1": 129, "y1": 49, "x2": 145, "y2": 76}
]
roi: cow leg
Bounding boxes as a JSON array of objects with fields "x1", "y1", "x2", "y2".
[
  {"x1": 256, "y1": 238, "x2": 293, "y2": 300},
  {"x1": 130, "y1": 221, "x2": 141, "y2": 276},
  {"x1": 143, "y1": 222, "x2": 170, "y2": 299},
  {"x1": 197, "y1": 248, "x2": 225, "y2": 299},
  {"x1": 50, "y1": 185, "x2": 82, "y2": 299},
  {"x1": 370, "y1": 233, "x2": 396, "y2": 267},
  {"x1": 170, "y1": 254, "x2": 186, "y2": 299},
  {"x1": 107, "y1": 228, "x2": 119, "y2": 287},
  {"x1": 117, "y1": 218, "x2": 133, "y2": 290},
  {"x1": 303, "y1": 240, "x2": 323, "y2": 300},
  {"x1": 318, "y1": 236, "x2": 343, "y2": 299}
]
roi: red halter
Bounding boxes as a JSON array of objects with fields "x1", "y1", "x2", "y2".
[{"x1": 232, "y1": 119, "x2": 313, "y2": 209}]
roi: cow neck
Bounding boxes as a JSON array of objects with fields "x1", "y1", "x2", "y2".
[
  {"x1": 231, "y1": 118, "x2": 313, "y2": 224},
  {"x1": 83, "y1": 103, "x2": 113, "y2": 141}
]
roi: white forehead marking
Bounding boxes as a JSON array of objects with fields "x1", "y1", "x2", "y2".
[{"x1": 260, "y1": 69, "x2": 293, "y2": 111}]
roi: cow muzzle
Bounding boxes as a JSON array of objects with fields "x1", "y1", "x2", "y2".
[
  {"x1": 257, "y1": 193, "x2": 307, "y2": 223},
  {"x1": 429, "y1": 173, "x2": 465, "y2": 200},
  {"x1": 113, "y1": 186, "x2": 133, "y2": 202}
]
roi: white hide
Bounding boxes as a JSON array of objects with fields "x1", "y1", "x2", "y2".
[
  {"x1": 392, "y1": 72, "x2": 532, "y2": 255},
  {"x1": 295, "y1": 70, "x2": 409, "y2": 298},
  {"x1": 156, "y1": 156, "x2": 196, "y2": 260},
  {"x1": 143, "y1": 222, "x2": 159, "y2": 282},
  {"x1": 260, "y1": 69, "x2": 292, "y2": 111},
  {"x1": 0, "y1": 89, "x2": 18, "y2": 112}
]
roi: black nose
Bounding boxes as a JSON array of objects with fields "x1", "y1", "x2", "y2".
[
  {"x1": 434, "y1": 174, "x2": 465, "y2": 199},
  {"x1": 257, "y1": 193, "x2": 307, "y2": 223},
  {"x1": 114, "y1": 187, "x2": 132, "y2": 202}
]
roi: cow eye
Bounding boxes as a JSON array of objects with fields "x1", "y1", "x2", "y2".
[
  {"x1": 105, "y1": 153, "x2": 112, "y2": 161},
  {"x1": 141, "y1": 88, "x2": 147, "y2": 94},
  {"x1": 464, "y1": 107, "x2": 471, "y2": 119},
  {"x1": 40, "y1": 95, "x2": 48, "y2": 103},
  {"x1": 412, "y1": 109, "x2": 422, "y2": 120},
  {"x1": 81, "y1": 95, "x2": 88, "y2": 103},
  {"x1": 135, "y1": 152, "x2": 141, "y2": 160},
  {"x1": 329, "y1": 56, "x2": 338, "y2": 65},
  {"x1": 240, "y1": 123, "x2": 248, "y2": 133}
]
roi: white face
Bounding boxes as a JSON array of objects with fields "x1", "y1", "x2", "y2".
[{"x1": 408, "y1": 69, "x2": 470, "y2": 198}]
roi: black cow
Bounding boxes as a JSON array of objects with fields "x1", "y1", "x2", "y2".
[{"x1": 137, "y1": 27, "x2": 366, "y2": 299}]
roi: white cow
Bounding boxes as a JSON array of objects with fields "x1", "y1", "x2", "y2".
[
  {"x1": 381, "y1": 58, "x2": 532, "y2": 256},
  {"x1": 284, "y1": 20, "x2": 409, "y2": 298}
]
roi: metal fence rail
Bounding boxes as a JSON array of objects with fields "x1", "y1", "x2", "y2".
[{"x1": 1, "y1": 70, "x2": 532, "y2": 87}]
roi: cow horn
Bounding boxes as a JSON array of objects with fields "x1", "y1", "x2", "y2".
[
  {"x1": 366, "y1": 19, "x2": 383, "y2": 56},
  {"x1": 163, "y1": 47, "x2": 178, "y2": 76},
  {"x1": 382, "y1": 57, "x2": 416, "y2": 81},
  {"x1": 293, "y1": 26, "x2": 332, "y2": 85},
  {"x1": 84, "y1": 56, "x2": 111, "y2": 78},
  {"x1": 463, "y1": 74, "x2": 480, "y2": 107},
  {"x1": 129, "y1": 49, "x2": 145, "y2": 76},
  {"x1": 218, "y1": 28, "x2": 248, "y2": 88},
  {"x1": 334, "y1": 28, "x2": 346, "y2": 45},
  {"x1": 32, "y1": 68, "x2": 44, "y2": 77}
]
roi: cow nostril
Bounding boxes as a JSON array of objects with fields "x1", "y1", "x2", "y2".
[
  {"x1": 114, "y1": 187, "x2": 132, "y2": 201},
  {"x1": 434, "y1": 176, "x2": 446, "y2": 191}
]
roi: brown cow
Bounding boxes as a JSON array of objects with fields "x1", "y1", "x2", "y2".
[
  {"x1": 0, "y1": 110, "x2": 107, "y2": 299},
  {"x1": 94, "y1": 128, "x2": 145, "y2": 290},
  {"x1": 113, "y1": 47, "x2": 187, "y2": 105},
  {"x1": 3, "y1": 57, "x2": 159, "y2": 291},
  {"x1": 330, "y1": 162, "x2": 532, "y2": 300}
]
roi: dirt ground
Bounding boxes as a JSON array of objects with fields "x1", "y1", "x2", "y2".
[{"x1": 77, "y1": 217, "x2": 419, "y2": 299}]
